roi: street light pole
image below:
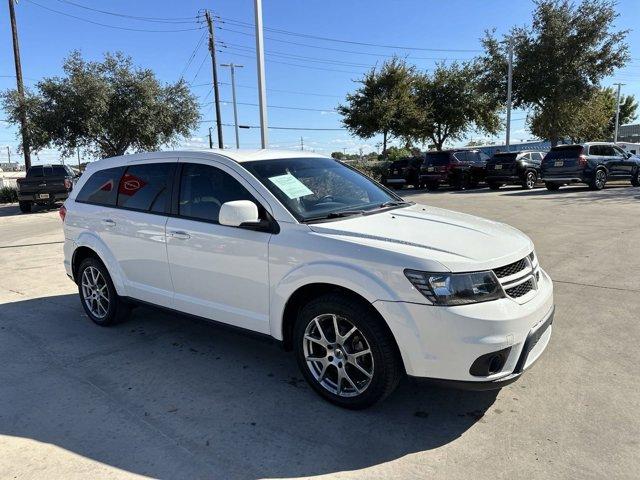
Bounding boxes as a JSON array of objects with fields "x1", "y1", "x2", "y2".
[
  {"x1": 221, "y1": 63, "x2": 243, "y2": 149},
  {"x1": 254, "y1": 0, "x2": 268, "y2": 148},
  {"x1": 505, "y1": 38, "x2": 514, "y2": 152},
  {"x1": 613, "y1": 83, "x2": 624, "y2": 143},
  {"x1": 208, "y1": 127, "x2": 213, "y2": 149}
]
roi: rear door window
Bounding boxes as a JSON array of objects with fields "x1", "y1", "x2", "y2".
[
  {"x1": 27, "y1": 166, "x2": 44, "y2": 178},
  {"x1": 117, "y1": 163, "x2": 175, "y2": 214},
  {"x1": 76, "y1": 167, "x2": 125, "y2": 206}
]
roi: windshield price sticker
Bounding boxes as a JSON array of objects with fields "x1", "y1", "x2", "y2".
[{"x1": 268, "y1": 173, "x2": 313, "y2": 199}]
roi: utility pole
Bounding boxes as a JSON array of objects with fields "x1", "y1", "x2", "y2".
[
  {"x1": 505, "y1": 38, "x2": 514, "y2": 152},
  {"x1": 254, "y1": 0, "x2": 268, "y2": 148},
  {"x1": 6, "y1": 146, "x2": 11, "y2": 167},
  {"x1": 221, "y1": 63, "x2": 243, "y2": 148},
  {"x1": 300, "y1": 137, "x2": 304, "y2": 151},
  {"x1": 613, "y1": 83, "x2": 624, "y2": 143},
  {"x1": 8, "y1": 0, "x2": 31, "y2": 169},
  {"x1": 204, "y1": 10, "x2": 223, "y2": 149},
  {"x1": 77, "y1": 147, "x2": 81, "y2": 171},
  {"x1": 208, "y1": 127, "x2": 213, "y2": 149}
]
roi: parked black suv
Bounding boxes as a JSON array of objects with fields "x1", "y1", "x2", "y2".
[
  {"x1": 485, "y1": 151, "x2": 545, "y2": 190},
  {"x1": 541, "y1": 143, "x2": 640, "y2": 191},
  {"x1": 16, "y1": 164, "x2": 77, "y2": 213},
  {"x1": 381, "y1": 156, "x2": 424, "y2": 189},
  {"x1": 419, "y1": 149, "x2": 489, "y2": 190}
]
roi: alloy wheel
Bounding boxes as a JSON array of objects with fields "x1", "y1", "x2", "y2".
[
  {"x1": 303, "y1": 313, "x2": 374, "y2": 397},
  {"x1": 526, "y1": 172, "x2": 536, "y2": 189},
  {"x1": 81, "y1": 266, "x2": 110, "y2": 319},
  {"x1": 596, "y1": 170, "x2": 606, "y2": 189}
]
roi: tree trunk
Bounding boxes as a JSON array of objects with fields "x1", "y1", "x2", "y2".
[{"x1": 382, "y1": 130, "x2": 388, "y2": 154}]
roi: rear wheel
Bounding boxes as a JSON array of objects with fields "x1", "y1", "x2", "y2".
[
  {"x1": 294, "y1": 293, "x2": 402, "y2": 409},
  {"x1": 425, "y1": 181, "x2": 439, "y2": 191},
  {"x1": 488, "y1": 182, "x2": 502, "y2": 190},
  {"x1": 522, "y1": 171, "x2": 537, "y2": 190},
  {"x1": 631, "y1": 169, "x2": 640, "y2": 187},
  {"x1": 545, "y1": 182, "x2": 561, "y2": 191},
  {"x1": 77, "y1": 257, "x2": 131, "y2": 326},
  {"x1": 18, "y1": 201, "x2": 31, "y2": 213},
  {"x1": 589, "y1": 169, "x2": 607, "y2": 190}
]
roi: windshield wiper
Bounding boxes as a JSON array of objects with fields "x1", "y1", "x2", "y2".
[
  {"x1": 326, "y1": 210, "x2": 366, "y2": 218},
  {"x1": 304, "y1": 210, "x2": 366, "y2": 222},
  {"x1": 379, "y1": 201, "x2": 412, "y2": 208}
]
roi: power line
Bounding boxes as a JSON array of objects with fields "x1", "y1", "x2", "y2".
[
  {"x1": 24, "y1": 0, "x2": 205, "y2": 33},
  {"x1": 197, "y1": 120, "x2": 345, "y2": 131},
  {"x1": 215, "y1": 16, "x2": 482, "y2": 53},
  {"x1": 179, "y1": 33, "x2": 207, "y2": 80},
  {"x1": 217, "y1": 50, "x2": 363, "y2": 74},
  {"x1": 54, "y1": 0, "x2": 198, "y2": 23},
  {"x1": 191, "y1": 81, "x2": 342, "y2": 99},
  {"x1": 189, "y1": 53, "x2": 208, "y2": 85},
  {"x1": 201, "y1": 99, "x2": 336, "y2": 113}
]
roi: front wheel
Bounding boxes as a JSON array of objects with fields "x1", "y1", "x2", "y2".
[
  {"x1": 522, "y1": 171, "x2": 537, "y2": 190},
  {"x1": 631, "y1": 169, "x2": 640, "y2": 187},
  {"x1": 293, "y1": 294, "x2": 403, "y2": 409},
  {"x1": 77, "y1": 257, "x2": 131, "y2": 326},
  {"x1": 425, "y1": 181, "x2": 439, "y2": 191}
]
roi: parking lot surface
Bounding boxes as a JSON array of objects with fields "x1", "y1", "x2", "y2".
[{"x1": 1, "y1": 183, "x2": 639, "y2": 479}]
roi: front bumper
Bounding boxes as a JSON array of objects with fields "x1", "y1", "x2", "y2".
[{"x1": 373, "y1": 268, "x2": 554, "y2": 388}]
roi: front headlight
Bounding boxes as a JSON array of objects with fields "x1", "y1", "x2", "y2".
[{"x1": 404, "y1": 269, "x2": 505, "y2": 306}]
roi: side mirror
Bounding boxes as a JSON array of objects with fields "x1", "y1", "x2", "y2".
[{"x1": 219, "y1": 200, "x2": 260, "y2": 227}]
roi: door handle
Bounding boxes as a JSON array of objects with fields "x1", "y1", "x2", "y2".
[
  {"x1": 168, "y1": 230, "x2": 191, "y2": 240},
  {"x1": 101, "y1": 219, "x2": 116, "y2": 227}
]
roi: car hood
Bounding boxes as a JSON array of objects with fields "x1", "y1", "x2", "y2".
[{"x1": 307, "y1": 204, "x2": 533, "y2": 272}]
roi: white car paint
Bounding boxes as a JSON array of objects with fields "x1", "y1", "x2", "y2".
[{"x1": 63, "y1": 149, "x2": 553, "y2": 385}]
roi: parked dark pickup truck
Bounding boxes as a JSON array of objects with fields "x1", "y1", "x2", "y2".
[{"x1": 17, "y1": 164, "x2": 77, "y2": 213}]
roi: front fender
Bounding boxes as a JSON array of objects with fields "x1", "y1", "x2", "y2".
[
  {"x1": 73, "y1": 231, "x2": 127, "y2": 296},
  {"x1": 269, "y1": 261, "x2": 400, "y2": 340}
]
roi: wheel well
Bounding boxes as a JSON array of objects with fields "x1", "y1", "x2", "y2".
[
  {"x1": 71, "y1": 246, "x2": 100, "y2": 282},
  {"x1": 280, "y1": 283, "x2": 400, "y2": 359}
]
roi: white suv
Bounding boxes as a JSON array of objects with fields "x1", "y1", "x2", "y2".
[{"x1": 62, "y1": 150, "x2": 554, "y2": 409}]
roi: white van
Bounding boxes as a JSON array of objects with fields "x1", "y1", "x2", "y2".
[{"x1": 62, "y1": 150, "x2": 554, "y2": 409}]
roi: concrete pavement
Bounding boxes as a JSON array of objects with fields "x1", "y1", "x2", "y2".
[{"x1": 0, "y1": 183, "x2": 638, "y2": 479}]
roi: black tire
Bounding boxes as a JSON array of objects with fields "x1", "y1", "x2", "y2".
[
  {"x1": 425, "y1": 182, "x2": 439, "y2": 191},
  {"x1": 631, "y1": 169, "x2": 640, "y2": 187},
  {"x1": 522, "y1": 170, "x2": 537, "y2": 190},
  {"x1": 391, "y1": 184, "x2": 403, "y2": 190},
  {"x1": 545, "y1": 182, "x2": 561, "y2": 191},
  {"x1": 18, "y1": 201, "x2": 31, "y2": 213},
  {"x1": 488, "y1": 182, "x2": 502, "y2": 190},
  {"x1": 589, "y1": 168, "x2": 607, "y2": 190},
  {"x1": 77, "y1": 256, "x2": 131, "y2": 326},
  {"x1": 293, "y1": 293, "x2": 403, "y2": 409}
]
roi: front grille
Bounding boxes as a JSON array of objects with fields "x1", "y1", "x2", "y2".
[
  {"x1": 493, "y1": 258, "x2": 528, "y2": 278},
  {"x1": 505, "y1": 279, "x2": 534, "y2": 298}
]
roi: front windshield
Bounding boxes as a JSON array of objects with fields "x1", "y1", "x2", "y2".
[{"x1": 243, "y1": 158, "x2": 404, "y2": 222}]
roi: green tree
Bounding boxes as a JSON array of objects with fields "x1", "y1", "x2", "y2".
[
  {"x1": 412, "y1": 62, "x2": 501, "y2": 151},
  {"x1": 331, "y1": 151, "x2": 345, "y2": 160},
  {"x1": 1, "y1": 51, "x2": 200, "y2": 158},
  {"x1": 338, "y1": 57, "x2": 417, "y2": 154},
  {"x1": 378, "y1": 146, "x2": 411, "y2": 162},
  {"x1": 477, "y1": 0, "x2": 629, "y2": 145}
]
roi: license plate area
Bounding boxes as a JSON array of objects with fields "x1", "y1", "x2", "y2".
[
  {"x1": 427, "y1": 167, "x2": 434, "y2": 172},
  {"x1": 554, "y1": 161, "x2": 564, "y2": 167},
  {"x1": 37, "y1": 193, "x2": 50, "y2": 199},
  {"x1": 494, "y1": 164, "x2": 502, "y2": 170}
]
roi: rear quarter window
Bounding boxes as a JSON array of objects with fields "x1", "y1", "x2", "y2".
[{"x1": 76, "y1": 167, "x2": 125, "y2": 206}]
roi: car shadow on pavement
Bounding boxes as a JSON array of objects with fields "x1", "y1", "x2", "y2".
[
  {"x1": 499, "y1": 183, "x2": 639, "y2": 203},
  {"x1": 0, "y1": 203, "x2": 60, "y2": 217},
  {"x1": 0, "y1": 293, "x2": 498, "y2": 479}
]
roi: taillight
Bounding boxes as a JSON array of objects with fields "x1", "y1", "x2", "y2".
[
  {"x1": 59, "y1": 205, "x2": 67, "y2": 222},
  {"x1": 578, "y1": 154, "x2": 587, "y2": 167},
  {"x1": 64, "y1": 178, "x2": 72, "y2": 189}
]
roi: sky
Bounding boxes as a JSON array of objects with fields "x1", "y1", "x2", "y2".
[{"x1": 1, "y1": 0, "x2": 639, "y2": 165}]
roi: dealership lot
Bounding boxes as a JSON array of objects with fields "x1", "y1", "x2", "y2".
[{"x1": 0, "y1": 183, "x2": 638, "y2": 479}]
